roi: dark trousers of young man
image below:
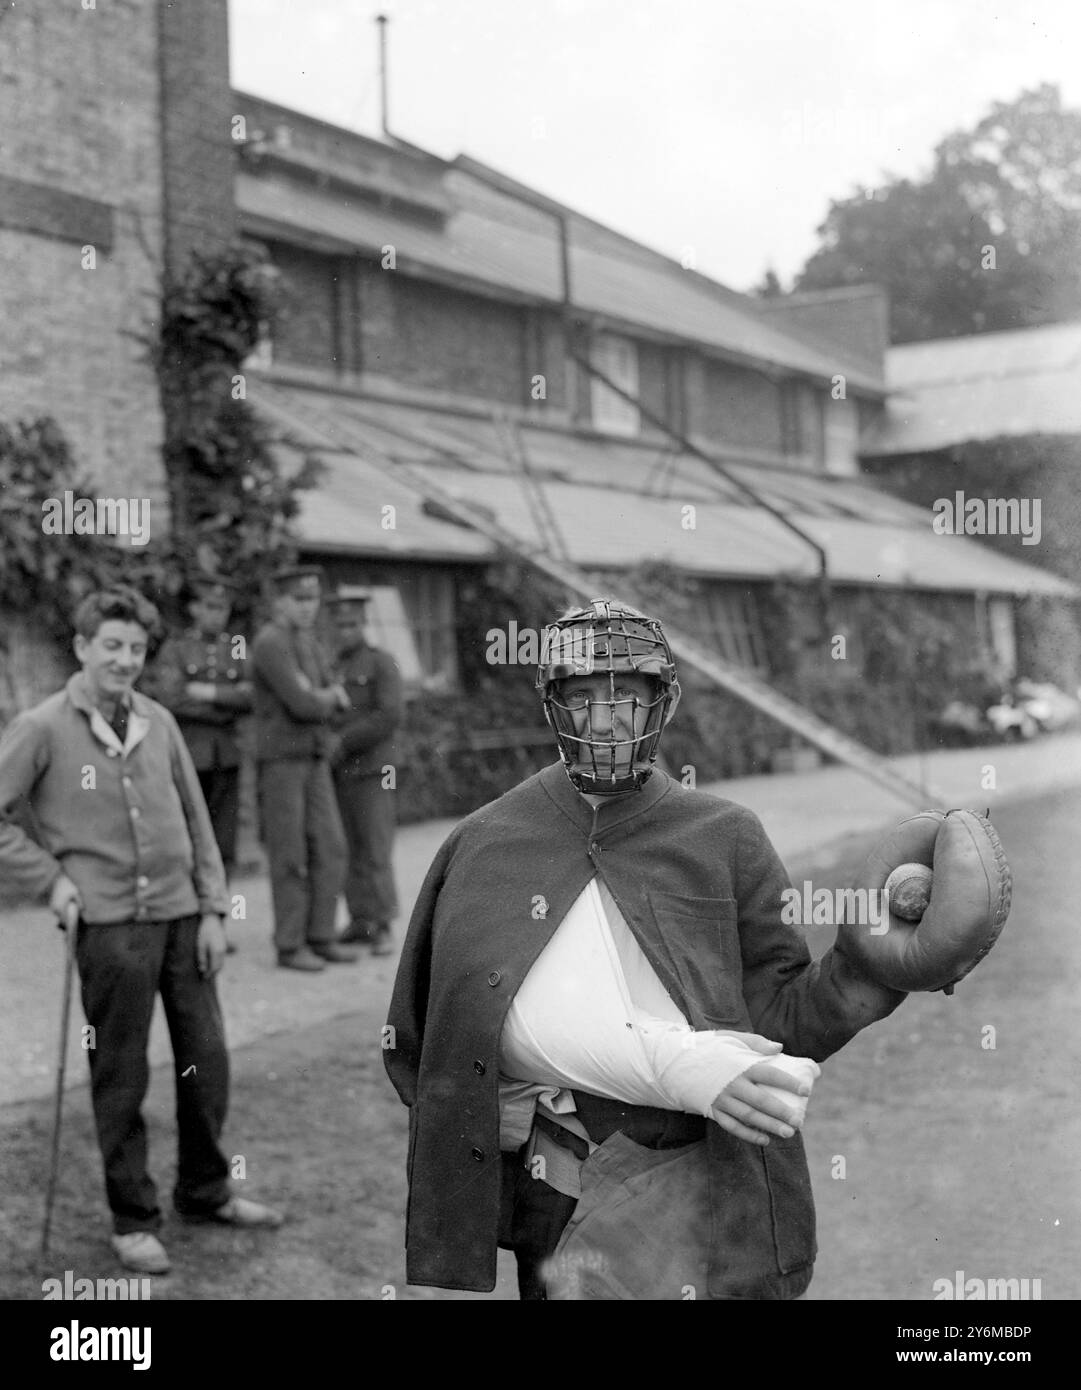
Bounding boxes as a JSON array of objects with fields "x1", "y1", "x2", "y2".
[
  {"x1": 75, "y1": 916, "x2": 231, "y2": 1235},
  {"x1": 258, "y1": 756, "x2": 347, "y2": 954},
  {"x1": 333, "y1": 769, "x2": 398, "y2": 936}
]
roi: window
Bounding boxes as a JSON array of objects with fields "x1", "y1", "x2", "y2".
[
  {"x1": 824, "y1": 395, "x2": 859, "y2": 475},
  {"x1": 700, "y1": 585, "x2": 769, "y2": 671},
  {"x1": 978, "y1": 595, "x2": 1017, "y2": 680},
  {"x1": 781, "y1": 380, "x2": 825, "y2": 470},
  {"x1": 362, "y1": 587, "x2": 424, "y2": 687},
  {"x1": 242, "y1": 321, "x2": 273, "y2": 372},
  {"x1": 398, "y1": 568, "x2": 460, "y2": 691},
  {"x1": 590, "y1": 333, "x2": 640, "y2": 436}
]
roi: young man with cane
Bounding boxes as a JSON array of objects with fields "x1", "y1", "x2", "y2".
[{"x1": 0, "y1": 585, "x2": 282, "y2": 1275}]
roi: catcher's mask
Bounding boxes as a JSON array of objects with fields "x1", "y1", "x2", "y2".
[{"x1": 536, "y1": 599, "x2": 678, "y2": 796}]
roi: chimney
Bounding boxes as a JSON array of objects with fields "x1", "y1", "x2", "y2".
[{"x1": 157, "y1": 0, "x2": 236, "y2": 277}]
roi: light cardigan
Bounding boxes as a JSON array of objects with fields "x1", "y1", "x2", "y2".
[
  {"x1": 0, "y1": 673, "x2": 229, "y2": 925},
  {"x1": 385, "y1": 761, "x2": 907, "y2": 1298}
]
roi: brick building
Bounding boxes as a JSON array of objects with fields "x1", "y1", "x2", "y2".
[
  {"x1": 229, "y1": 93, "x2": 1071, "y2": 704},
  {"x1": 1, "y1": 3, "x2": 1074, "y2": 796},
  {"x1": 861, "y1": 321, "x2": 1081, "y2": 687},
  {"x1": 0, "y1": 0, "x2": 234, "y2": 507}
]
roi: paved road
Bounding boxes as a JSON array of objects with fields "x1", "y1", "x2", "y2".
[{"x1": 2, "y1": 732, "x2": 1078, "y2": 1108}]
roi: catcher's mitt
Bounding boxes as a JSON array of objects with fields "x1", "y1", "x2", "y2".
[{"x1": 836, "y1": 809, "x2": 1012, "y2": 993}]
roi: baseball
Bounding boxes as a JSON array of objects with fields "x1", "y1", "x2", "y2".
[{"x1": 884, "y1": 862, "x2": 934, "y2": 921}]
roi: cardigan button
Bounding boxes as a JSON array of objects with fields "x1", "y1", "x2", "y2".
[
  {"x1": 471, "y1": 1146, "x2": 485, "y2": 1162},
  {"x1": 487, "y1": 970, "x2": 501, "y2": 986},
  {"x1": 473, "y1": 1060, "x2": 486, "y2": 1076},
  {"x1": 590, "y1": 841, "x2": 602, "y2": 854}
]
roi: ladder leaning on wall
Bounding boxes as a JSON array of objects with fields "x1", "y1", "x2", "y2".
[{"x1": 250, "y1": 383, "x2": 942, "y2": 807}]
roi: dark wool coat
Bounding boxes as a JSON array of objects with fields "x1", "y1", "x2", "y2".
[{"x1": 384, "y1": 762, "x2": 906, "y2": 1298}]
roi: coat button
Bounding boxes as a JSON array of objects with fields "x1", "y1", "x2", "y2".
[
  {"x1": 473, "y1": 1060, "x2": 486, "y2": 1075},
  {"x1": 590, "y1": 841, "x2": 602, "y2": 854},
  {"x1": 471, "y1": 1146, "x2": 485, "y2": 1162},
  {"x1": 487, "y1": 970, "x2": 501, "y2": 986}
]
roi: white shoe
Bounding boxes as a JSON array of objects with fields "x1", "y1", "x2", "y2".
[{"x1": 110, "y1": 1231, "x2": 171, "y2": 1275}]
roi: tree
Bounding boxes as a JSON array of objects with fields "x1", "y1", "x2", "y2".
[
  {"x1": 795, "y1": 85, "x2": 1081, "y2": 342},
  {"x1": 753, "y1": 266, "x2": 785, "y2": 299},
  {"x1": 0, "y1": 417, "x2": 163, "y2": 643}
]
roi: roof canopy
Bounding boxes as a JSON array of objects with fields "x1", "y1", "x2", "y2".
[
  {"x1": 865, "y1": 320, "x2": 1081, "y2": 456},
  {"x1": 259, "y1": 380, "x2": 1075, "y2": 599}
]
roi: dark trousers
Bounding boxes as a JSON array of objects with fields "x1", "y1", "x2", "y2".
[
  {"x1": 498, "y1": 1152, "x2": 578, "y2": 1301},
  {"x1": 333, "y1": 770, "x2": 399, "y2": 929},
  {"x1": 75, "y1": 917, "x2": 231, "y2": 1234},
  {"x1": 196, "y1": 765, "x2": 239, "y2": 872},
  {"x1": 258, "y1": 756, "x2": 347, "y2": 954}
]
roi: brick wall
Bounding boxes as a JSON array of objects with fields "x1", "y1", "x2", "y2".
[
  {"x1": 271, "y1": 242, "x2": 341, "y2": 370},
  {"x1": 158, "y1": 0, "x2": 235, "y2": 275},
  {"x1": 0, "y1": 0, "x2": 166, "y2": 504},
  {"x1": 359, "y1": 265, "x2": 531, "y2": 405},
  {"x1": 636, "y1": 341, "x2": 678, "y2": 439},
  {"x1": 685, "y1": 354, "x2": 785, "y2": 454},
  {"x1": 524, "y1": 308, "x2": 568, "y2": 414}
]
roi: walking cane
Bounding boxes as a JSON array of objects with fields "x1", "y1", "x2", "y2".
[{"x1": 41, "y1": 901, "x2": 79, "y2": 1259}]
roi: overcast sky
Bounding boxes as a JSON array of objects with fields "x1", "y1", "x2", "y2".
[{"x1": 229, "y1": 0, "x2": 1081, "y2": 293}]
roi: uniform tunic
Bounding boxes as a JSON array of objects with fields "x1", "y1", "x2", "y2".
[
  {"x1": 251, "y1": 621, "x2": 346, "y2": 953},
  {"x1": 147, "y1": 627, "x2": 252, "y2": 869},
  {"x1": 331, "y1": 639, "x2": 403, "y2": 930}
]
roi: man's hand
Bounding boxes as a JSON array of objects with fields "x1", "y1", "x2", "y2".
[
  {"x1": 196, "y1": 914, "x2": 227, "y2": 978},
  {"x1": 185, "y1": 681, "x2": 218, "y2": 702},
  {"x1": 315, "y1": 684, "x2": 350, "y2": 714},
  {"x1": 49, "y1": 873, "x2": 82, "y2": 930},
  {"x1": 710, "y1": 1036, "x2": 813, "y2": 1146}
]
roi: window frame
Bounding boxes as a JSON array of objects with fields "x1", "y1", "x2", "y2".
[{"x1": 589, "y1": 332, "x2": 641, "y2": 437}]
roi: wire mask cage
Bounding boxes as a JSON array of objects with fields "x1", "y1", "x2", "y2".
[{"x1": 536, "y1": 601, "x2": 677, "y2": 795}]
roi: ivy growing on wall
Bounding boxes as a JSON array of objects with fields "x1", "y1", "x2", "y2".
[
  {"x1": 0, "y1": 417, "x2": 162, "y2": 644},
  {"x1": 151, "y1": 239, "x2": 322, "y2": 625},
  {"x1": 0, "y1": 241, "x2": 323, "y2": 718}
]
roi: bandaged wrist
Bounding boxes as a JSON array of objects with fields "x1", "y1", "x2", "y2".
[{"x1": 633, "y1": 1016, "x2": 818, "y2": 1121}]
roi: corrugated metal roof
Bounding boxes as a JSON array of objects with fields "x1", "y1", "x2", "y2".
[
  {"x1": 263, "y1": 383, "x2": 1074, "y2": 597},
  {"x1": 865, "y1": 320, "x2": 1081, "y2": 455},
  {"x1": 283, "y1": 445, "x2": 492, "y2": 562},
  {"x1": 236, "y1": 164, "x2": 883, "y2": 393}
]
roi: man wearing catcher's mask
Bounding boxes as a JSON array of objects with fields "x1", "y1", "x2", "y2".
[{"x1": 385, "y1": 599, "x2": 1012, "y2": 1300}]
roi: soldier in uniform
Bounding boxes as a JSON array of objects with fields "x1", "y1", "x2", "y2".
[
  {"x1": 146, "y1": 576, "x2": 253, "y2": 950},
  {"x1": 251, "y1": 566, "x2": 356, "y2": 972},
  {"x1": 326, "y1": 588, "x2": 404, "y2": 957}
]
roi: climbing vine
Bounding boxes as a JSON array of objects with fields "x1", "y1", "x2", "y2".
[{"x1": 152, "y1": 239, "x2": 323, "y2": 625}]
